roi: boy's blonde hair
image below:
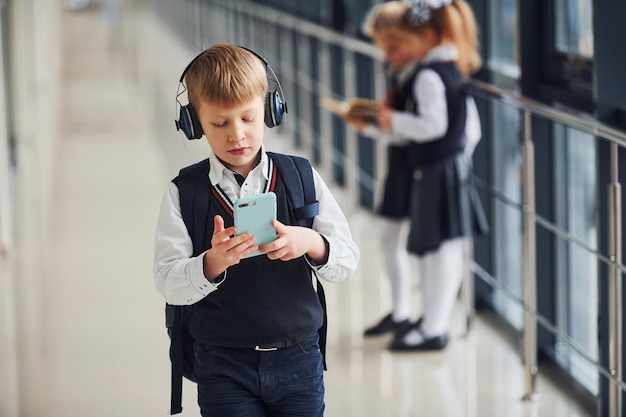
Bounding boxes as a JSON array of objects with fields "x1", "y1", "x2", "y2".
[
  {"x1": 362, "y1": 0, "x2": 482, "y2": 76},
  {"x1": 184, "y1": 43, "x2": 268, "y2": 108}
]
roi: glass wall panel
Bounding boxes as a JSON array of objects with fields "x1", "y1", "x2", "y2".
[{"x1": 553, "y1": 124, "x2": 598, "y2": 394}]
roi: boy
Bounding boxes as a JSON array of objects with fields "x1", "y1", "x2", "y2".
[{"x1": 153, "y1": 43, "x2": 359, "y2": 416}]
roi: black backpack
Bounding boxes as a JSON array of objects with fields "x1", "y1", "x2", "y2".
[{"x1": 164, "y1": 152, "x2": 327, "y2": 415}]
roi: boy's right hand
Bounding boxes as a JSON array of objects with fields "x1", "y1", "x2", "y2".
[{"x1": 202, "y1": 215, "x2": 257, "y2": 281}]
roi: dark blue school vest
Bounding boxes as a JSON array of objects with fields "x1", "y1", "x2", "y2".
[
  {"x1": 394, "y1": 62, "x2": 467, "y2": 167},
  {"x1": 185, "y1": 165, "x2": 324, "y2": 348}
]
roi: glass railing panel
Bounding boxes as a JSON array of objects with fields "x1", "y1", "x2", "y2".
[
  {"x1": 490, "y1": 102, "x2": 524, "y2": 329},
  {"x1": 553, "y1": 124, "x2": 599, "y2": 394}
]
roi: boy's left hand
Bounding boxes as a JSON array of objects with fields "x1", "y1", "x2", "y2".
[{"x1": 259, "y1": 220, "x2": 327, "y2": 264}]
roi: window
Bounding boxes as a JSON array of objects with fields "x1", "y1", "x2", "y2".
[
  {"x1": 554, "y1": 0, "x2": 593, "y2": 58},
  {"x1": 541, "y1": 0, "x2": 594, "y2": 100},
  {"x1": 486, "y1": 0, "x2": 523, "y2": 328},
  {"x1": 488, "y1": 0, "x2": 519, "y2": 79}
]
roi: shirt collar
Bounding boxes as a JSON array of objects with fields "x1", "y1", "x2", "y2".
[
  {"x1": 207, "y1": 146, "x2": 270, "y2": 185},
  {"x1": 395, "y1": 60, "x2": 420, "y2": 84},
  {"x1": 422, "y1": 44, "x2": 459, "y2": 65},
  {"x1": 390, "y1": 44, "x2": 459, "y2": 84}
]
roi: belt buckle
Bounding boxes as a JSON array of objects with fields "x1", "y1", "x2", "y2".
[{"x1": 255, "y1": 345, "x2": 278, "y2": 352}]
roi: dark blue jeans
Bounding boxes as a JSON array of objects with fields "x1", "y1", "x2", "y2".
[{"x1": 194, "y1": 334, "x2": 325, "y2": 417}]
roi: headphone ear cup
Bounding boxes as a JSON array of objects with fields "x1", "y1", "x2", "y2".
[
  {"x1": 264, "y1": 90, "x2": 285, "y2": 128},
  {"x1": 264, "y1": 93, "x2": 275, "y2": 128},
  {"x1": 178, "y1": 104, "x2": 203, "y2": 139}
]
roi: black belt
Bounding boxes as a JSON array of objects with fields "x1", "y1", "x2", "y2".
[{"x1": 254, "y1": 331, "x2": 316, "y2": 351}]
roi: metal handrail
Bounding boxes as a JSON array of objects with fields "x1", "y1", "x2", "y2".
[
  {"x1": 214, "y1": 0, "x2": 383, "y2": 58},
  {"x1": 467, "y1": 79, "x2": 626, "y2": 146}
]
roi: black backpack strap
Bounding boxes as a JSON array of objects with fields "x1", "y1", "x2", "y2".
[
  {"x1": 176, "y1": 158, "x2": 211, "y2": 256},
  {"x1": 165, "y1": 304, "x2": 184, "y2": 415},
  {"x1": 292, "y1": 157, "x2": 320, "y2": 227},
  {"x1": 267, "y1": 152, "x2": 319, "y2": 228},
  {"x1": 267, "y1": 152, "x2": 328, "y2": 370},
  {"x1": 167, "y1": 158, "x2": 211, "y2": 415},
  {"x1": 315, "y1": 277, "x2": 328, "y2": 370}
]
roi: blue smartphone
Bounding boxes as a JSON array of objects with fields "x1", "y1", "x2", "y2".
[{"x1": 234, "y1": 192, "x2": 277, "y2": 258}]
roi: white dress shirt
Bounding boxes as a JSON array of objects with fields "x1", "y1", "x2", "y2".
[
  {"x1": 364, "y1": 44, "x2": 482, "y2": 155},
  {"x1": 154, "y1": 146, "x2": 360, "y2": 305}
]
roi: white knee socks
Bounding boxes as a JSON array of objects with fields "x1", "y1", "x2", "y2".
[
  {"x1": 380, "y1": 218, "x2": 413, "y2": 322},
  {"x1": 418, "y1": 238, "x2": 465, "y2": 336},
  {"x1": 401, "y1": 238, "x2": 465, "y2": 345}
]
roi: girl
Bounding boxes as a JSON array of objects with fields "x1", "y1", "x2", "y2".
[{"x1": 354, "y1": 0, "x2": 487, "y2": 350}]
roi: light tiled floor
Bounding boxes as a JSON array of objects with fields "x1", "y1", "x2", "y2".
[{"x1": 10, "y1": 2, "x2": 595, "y2": 416}]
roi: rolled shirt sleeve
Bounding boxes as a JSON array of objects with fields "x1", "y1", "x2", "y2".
[
  {"x1": 391, "y1": 68, "x2": 448, "y2": 143},
  {"x1": 153, "y1": 182, "x2": 219, "y2": 305},
  {"x1": 308, "y1": 167, "x2": 360, "y2": 283}
]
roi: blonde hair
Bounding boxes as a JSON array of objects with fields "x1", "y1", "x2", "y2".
[
  {"x1": 184, "y1": 43, "x2": 268, "y2": 108},
  {"x1": 362, "y1": 0, "x2": 482, "y2": 76},
  {"x1": 362, "y1": 1, "x2": 409, "y2": 40}
]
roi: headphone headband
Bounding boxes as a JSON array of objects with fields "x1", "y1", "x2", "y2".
[{"x1": 174, "y1": 45, "x2": 288, "y2": 139}]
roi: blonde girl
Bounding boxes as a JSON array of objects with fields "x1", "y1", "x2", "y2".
[{"x1": 357, "y1": 0, "x2": 488, "y2": 351}]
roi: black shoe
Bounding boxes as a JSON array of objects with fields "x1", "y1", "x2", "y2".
[
  {"x1": 388, "y1": 320, "x2": 448, "y2": 351},
  {"x1": 389, "y1": 334, "x2": 448, "y2": 351},
  {"x1": 364, "y1": 314, "x2": 410, "y2": 336}
]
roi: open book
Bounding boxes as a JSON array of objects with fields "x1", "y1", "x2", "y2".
[{"x1": 320, "y1": 97, "x2": 379, "y2": 124}]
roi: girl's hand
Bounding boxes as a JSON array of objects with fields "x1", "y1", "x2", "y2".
[
  {"x1": 203, "y1": 215, "x2": 257, "y2": 280},
  {"x1": 343, "y1": 116, "x2": 367, "y2": 132},
  {"x1": 259, "y1": 220, "x2": 327, "y2": 264},
  {"x1": 376, "y1": 105, "x2": 393, "y2": 131}
]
